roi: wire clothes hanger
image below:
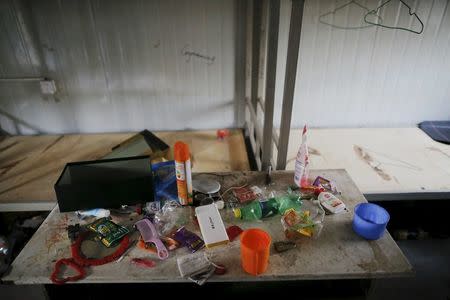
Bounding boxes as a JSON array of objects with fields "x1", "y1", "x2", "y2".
[
  {"x1": 319, "y1": 0, "x2": 381, "y2": 29},
  {"x1": 364, "y1": 0, "x2": 424, "y2": 34}
]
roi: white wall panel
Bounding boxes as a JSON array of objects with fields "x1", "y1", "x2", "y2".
[
  {"x1": 1, "y1": 0, "x2": 450, "y2": 134},
  {"x1": 275, "y1": 0, "x2": 450, "y2": 128},
  {"x1": 0, "y1": 0, "x2": 241, "y2": 134}
]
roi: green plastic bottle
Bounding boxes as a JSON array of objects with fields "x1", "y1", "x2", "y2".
[
  {"x1": 233, "y1": 200, "x2": 261, "y2": 221},
  {"x1": 259, "y1": 198, "x2": 279, "y2": 218},
  {"x1": 234, "y1": 196, "x2": 303, "y2": 221},
  {"x1": 233, "y1": 198, "x2": 279, "y2": 221}
]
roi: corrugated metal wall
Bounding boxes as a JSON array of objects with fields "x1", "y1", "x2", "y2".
[
  {"x1": 1, "y1": 0, "x2": 449, "y2": 135},
  {"x1": 275, "y1": 0, "x2": 450, "y2": 129},
  {"x1": 0, "y1": 0, "x2": 243, "y2": 134}
]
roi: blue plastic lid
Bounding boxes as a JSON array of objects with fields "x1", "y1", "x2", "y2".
[{"x1": 355, "y1": 203, "x2": 390, "y2": 225}]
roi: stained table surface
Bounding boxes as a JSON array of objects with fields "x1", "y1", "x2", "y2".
[{"x1": 4, "y1": 170, "x2": 412, "y2": 284}]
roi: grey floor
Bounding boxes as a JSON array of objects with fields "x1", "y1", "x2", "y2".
[{"x1": 366, "y1": 239, "x2": 450, "y2": 300}]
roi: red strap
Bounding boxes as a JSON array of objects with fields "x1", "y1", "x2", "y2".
[
  {"x1": 71, "y1": 233, "x2": 130, "y2": 266},
  {"x1": 50, "y1": 258, "x2": 86, "y2": 285},
  {"x1": 50, "y1": 232, "x2": 130, "y2": 284}
]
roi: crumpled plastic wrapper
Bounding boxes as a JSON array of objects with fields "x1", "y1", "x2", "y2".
[
  {"x1": 0, "y1": 236, "x2": 8, "y2": 256},
  {"x1": 281, "y1": 200, "x2": 324, "y2": 239},
  {"x1": 153, "y1": 201, "x2": 192, "y2": 237}
]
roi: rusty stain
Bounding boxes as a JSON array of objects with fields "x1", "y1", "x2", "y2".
[
  {"x1": 357, "y1": 146, "x2": 421, "y2": 171},
  {"x1": 0, "y1": 166, "x2": 61, "y2": 195},
  {"x1": 393, "y1": 176, "x2": 399, "y2": 184},
  {"x1": 427, "y1": 147, "x2": 450, "y2": 159},
  {"x1": 309, "y1": 147, "x2": 321, "y2": 156},
  {"x1": 42, "y1": 135, "x2": 64, "y2": 153},
  {"x1": 0, "y1": 141, "x2": 19, "y2": 152},
  {"x1": 357, "y1": 260, "x2": 378, "y2": 272},
  {"x1": 354, "y1": 145, "x2": 373, "y2": 163},
  {"x1": 45, "y1": 231, "x2": 66, "y2": 254},
  {"x1": 357, "y1": 241, "x2": 388, "y2": 272},
  {"x1": 354, "y1": 145, "x2": 391, "y2": 181},
  {"x1": 286, "y1": 147, "x2": 321, "y2": 166},
  {"x1": 0, "y1": 157, "x2": 26, "y2": 176},
  {"x1": 373, "y1": 166, "x2": 391, "y2": 181},
  {"x1": 369, "y1": 242, "x2": 388, "y2": 263},
  {"x1": 45, "y1": 214, "x2": 69, "y2": 253},
  {"x1": 336, "y1": 244, "x2": 349, "y2": 258}
]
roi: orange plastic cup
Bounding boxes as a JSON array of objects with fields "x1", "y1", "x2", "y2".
[{"x1": 240, "y1": 228, "x2": 271, "y2": 275}]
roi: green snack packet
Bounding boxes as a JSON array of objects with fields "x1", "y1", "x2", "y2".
[{"x1": 87, "y1": 217, "x2": 129, "y2": 247}]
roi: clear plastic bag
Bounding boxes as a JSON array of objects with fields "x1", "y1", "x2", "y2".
[
  {"x1": 153, "y1": 201, "x2": 192, "y2": 236},
  {"x1": 281, "y1": 199, "x2": 324, "y2": 239}
]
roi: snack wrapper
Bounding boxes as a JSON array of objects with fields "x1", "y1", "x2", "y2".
[
  {"x1": 173, "y1": 227, "x2": 204, "y2": 253},
  {"x1": 281, "y1": 202, "x2": 324, "y2": 240},
  {"x1": 87, "y1": 217, "x2": 129, "y2": 247}
]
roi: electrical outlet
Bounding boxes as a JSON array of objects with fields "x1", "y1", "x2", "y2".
[{"x1": 40, "y1": 80, "x2": 57, "y2": 95}]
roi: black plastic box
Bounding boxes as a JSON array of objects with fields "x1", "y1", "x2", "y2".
[{"x1": 55, "y1": 156, "x2": 154, "y2": 212}]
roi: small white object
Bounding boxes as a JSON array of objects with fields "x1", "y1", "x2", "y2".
[
  {"x1": 177, "y1": 252, "x2": 211, "y2": 278},
  {"x1": 214, "y1": 200, "x2": 225, "y2": 210},
  {"x1": 76, "y1": 208, "x2": 110, "y2": 219},
  {"x1": 318, "y1": 192, "x2": 346, "y2": 214},
  {"x1": 250, "y1": 186, "x2": 263, "y2": 197},
  {"x1": 195, "y1": 203, "x2": 229, "y2": 248},
  {"x1": 39, "y1": 80, "x2": 57, "y2": 95}
]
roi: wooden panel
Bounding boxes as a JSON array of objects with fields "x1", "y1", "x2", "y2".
[
  {"x1": 4, "y1": 170, "x2": 412, "y2": 284},
  {"x1": 0, "y1": 130, "x2": 250, "y2": 211},
  {"x1": 283, "y1": 128, "x2": 450, "y2": 195}
]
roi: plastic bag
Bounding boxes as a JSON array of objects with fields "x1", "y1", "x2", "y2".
[
  {"x1": 153, "y1": 201, "x2": 192, "y2": 236},
  {"x1": 294, "y1": 125, "x2": 310, "y2": 187},
  {"x1": 281, "y1": 199, "x2": 324, "y2": 239}
]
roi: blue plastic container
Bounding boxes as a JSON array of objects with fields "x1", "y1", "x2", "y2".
[{"x1": 352, "y1": 203, "x2": 390, "y2": 240}]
